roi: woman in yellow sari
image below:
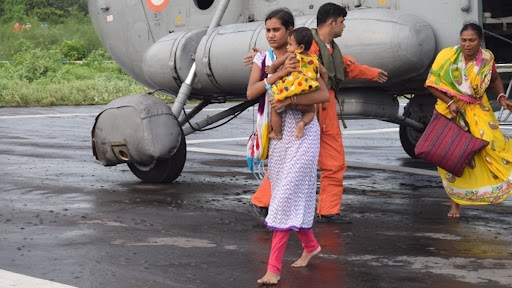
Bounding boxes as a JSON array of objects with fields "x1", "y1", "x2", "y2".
[{"x1": 425, "y1": 23, "x2": 512, "y2": 217}]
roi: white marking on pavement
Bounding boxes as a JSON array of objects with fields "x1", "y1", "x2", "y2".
[
  {"x1": 187, "y1": 137, "x2": 247, "y2": 144},
  {"x1": 224, "y1": 245, "x2": 238, "y2": 250},
  {"x1": 186, "y1": 128, "x2": 400, "y2": 144},
  {"x1": 344, "y1": 255, "x2": 512, "y2": 285},
  {"x1": 112, "y1": 237, "x2": 216, "y2": 248},
  {"x1": 380, "y1": 232, "x2": 462, "y2": 240},
  {"x1": 414, "y1": 233, "x2": 463, "y2": 240},
  {"x1": 0, "y1": 108, "x2": 227, "y2": 119},
  {"x1": 188, "y1": 147, "x2": 245, "y2": 156},
  {"x1": 0, "y1": 113, "x2": 95, "y2": 119},
  {"x1": 187, "y1": 145, "x2": 437, "y2": 176},
  {"x1": 0, "y1": 269, "x2": 77, "y2": 288},
  {"x1": 343, "y1": 128, "x2": 398, "y2": 134},
  {"x1": 345, "y1": 161, "x2": 438, "y2": 176},
  {"x1": 78, "y1": 220, "x2": 128, "y2": 226}
]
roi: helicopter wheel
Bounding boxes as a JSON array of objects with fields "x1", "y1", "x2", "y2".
[
  {"x1": 128, "y1": 132, "x2": 187, "y2": 183},
  {"x1": 399, "y1": 102, "x2": 429, "y2": 159}
]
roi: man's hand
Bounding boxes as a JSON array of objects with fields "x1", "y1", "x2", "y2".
[
  {"x1": 243, "y1": 47, "x2": 261, "y2": 67},
  {"x1": 376, "y1": 69, "x2": 388, "y2": 83}
]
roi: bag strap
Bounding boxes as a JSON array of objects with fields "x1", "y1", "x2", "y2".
[
  {"x1": 267, "y1": 49, "x2": 275, "y2": 62},
  {"x1": 257, "y1": 52, "x2": 268, "y2": 111},
  {"x1": 455, "y1": 109, "x2": 472, "y2": 134}
]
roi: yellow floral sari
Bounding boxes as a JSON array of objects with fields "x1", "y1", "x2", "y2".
[{"x1": 425, "y1": 46, "x2": 512, "y2": 205}]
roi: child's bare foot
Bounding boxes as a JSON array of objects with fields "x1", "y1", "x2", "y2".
[
  {"x1": 257, "y1": 271, "x2": 280, "y2": 285},
  {"x1": 294, "y1": 121, "x2": 306, "y2": 138},
  {"x1": 291, "y1": 246, "x2": 321, "y2": 268},
  {"x1": 269, "y1": 131, "x2": 282, "y2": 140},
  {"x1": 447, "y1": 200, "x2": 460, "y2": 217}
]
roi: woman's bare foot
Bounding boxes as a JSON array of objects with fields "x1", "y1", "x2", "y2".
[
  {"x1": 269, "y1": 130, "x2": 282, "y2": 140},
  {"x1": 291, "y1": 246, "x2": 321, "y2": 268},
  {"x1": 447, "y1": 200, "x2": 461, "y2": 217},
  {"x1": 257, "y1": 271, "x2": 280, "y2": 285},
  {"x1": 294, "y1": 122, "x2": 305, "y2": 138}
]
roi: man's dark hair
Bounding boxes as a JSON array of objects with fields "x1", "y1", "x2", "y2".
[
  {"x1": 265, "y1": 8, "x2": 295, "y2": 30},
  {"x1": 317, "y1": 2, "x2": 347, "y2": 26},
  {"x1": 289, "y1": 27, "x2": 314, "y2": 51}
]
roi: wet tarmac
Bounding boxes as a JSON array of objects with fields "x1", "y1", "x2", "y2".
[{"x1": 0, "y1": 102, "x2": 511, "y2": 288}]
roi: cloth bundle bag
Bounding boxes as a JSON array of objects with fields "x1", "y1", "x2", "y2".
[{"x1": 414, "y1": 110, "x2": 489, "y2": 177}]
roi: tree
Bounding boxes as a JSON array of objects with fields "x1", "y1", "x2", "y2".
[
  {"x1": 1, "y1": 0, "x2": 88, "y2": 24},
  {"x1": 1, "y1": 0, "x2": 26, "y2": 23}
]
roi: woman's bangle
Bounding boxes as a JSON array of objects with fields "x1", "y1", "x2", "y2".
[
  {"x1": 446, "y1": 99, "x2": 455, "y2": 108},
  {"x1": 263, "y1": 78, "x2": 271, "y2": 90},
  {"x1": 497, "y1": 93, "x2": 507, "y2": 102}
]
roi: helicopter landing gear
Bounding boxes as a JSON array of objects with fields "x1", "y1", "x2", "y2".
[
  {"x1": 398, "y1": 97, "x2": 435, "y2": 158},
  {"x1": 128, "y1": 132, "x2": 187, "y2": 183}
]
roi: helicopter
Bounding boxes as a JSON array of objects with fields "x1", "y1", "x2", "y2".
[{"x1": 90, "y1": 0, "x2": 512, "y2": 183}]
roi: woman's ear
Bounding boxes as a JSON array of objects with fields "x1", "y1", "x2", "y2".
[{"x1": 288, "y1": 26, "x2": 294, "y2": 33}]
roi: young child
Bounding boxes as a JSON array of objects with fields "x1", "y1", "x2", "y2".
[{"x1": 266, "y1": 27, "x2": 328, "y2": 139}]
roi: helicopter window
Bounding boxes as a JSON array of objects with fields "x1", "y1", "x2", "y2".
[{"x1": 194, "y1": 0, "x2": 214, "y2": 10}]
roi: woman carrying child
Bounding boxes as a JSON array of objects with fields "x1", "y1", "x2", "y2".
[{"x1": 246, "y1": 8, "x2": 329, "y2": 285}]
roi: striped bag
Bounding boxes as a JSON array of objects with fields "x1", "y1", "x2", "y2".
[{"x1": 414, "y1": 109, "x2": 489, "y2": 177}]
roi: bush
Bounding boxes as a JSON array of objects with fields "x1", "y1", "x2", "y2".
[
  {"x1": 59, "y1": 39, "x2": 87, "y2": 61},
  {"x1": 9, "y1": 48, "x2": 62, "y2": 82},
  {"x1": 0, "y1": 19, "x2": 103, "y2": 60}
]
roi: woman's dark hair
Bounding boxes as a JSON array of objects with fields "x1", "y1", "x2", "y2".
[
  {"x1": 317, "y1": 2, "x2": 347, "y2": 26},
  {"x1": 265, "y1": 8, "x2": 294, "y2": 30},
  {"x1": 289, "y1": 27, "x2": 314, "y2": 51},
  {"x1": 460, "y1": 23, "x2": 483, "y2": 39}
]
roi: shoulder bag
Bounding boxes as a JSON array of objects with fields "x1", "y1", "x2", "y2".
[{"x1": 414, "y1": 109, "x2": 489, "y2": 177}]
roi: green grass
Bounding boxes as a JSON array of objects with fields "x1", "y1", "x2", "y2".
[{"x1": 0, "y1": 19, "x2": 175, "y2": 107}]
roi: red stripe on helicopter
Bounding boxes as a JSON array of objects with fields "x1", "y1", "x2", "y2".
[{"x1": 146, "y1": 0, "x2": 169, "y2": 13}]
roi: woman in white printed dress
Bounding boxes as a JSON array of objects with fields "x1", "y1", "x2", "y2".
[{"x1": 246, "y1": 8, "x2": 329, "y2": 286}]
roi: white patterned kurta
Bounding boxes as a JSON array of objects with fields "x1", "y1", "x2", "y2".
[{"x1": 264, "y1": 105, "x2": 320, "y2": 230}]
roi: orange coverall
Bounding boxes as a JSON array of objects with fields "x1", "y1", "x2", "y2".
[{"x1": 251, "y1": 40, "x2": 380, "y2": 216}]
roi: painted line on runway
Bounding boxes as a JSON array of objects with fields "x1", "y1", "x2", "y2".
[
  {"x1": 0, "y1": 113, "x2": 96, "y2": 119},
  {"x1": 0, "y1": 108, "x2": 228, "y2": 119},
  {"x1": 0, "y1": 269, "x2": 77, "y2": 288},
  {"x1": 188, "y1": 147, "x2": 245, "y2": 156},
  {"x1": 344, "y1": 128, "x2": 398, "y2": 134},
  {"x1": 186, "y1": 147, "x2": 437, "y2": 176},
  {"x1": 187, "y1": 137, "x2": 247, "y2": 144},
  {"x1": 346, "y1": 161, "x2": 438, "y2": 176},
  {"x1": 186, "y1": 128, "x2": 400, "y2": 145}
]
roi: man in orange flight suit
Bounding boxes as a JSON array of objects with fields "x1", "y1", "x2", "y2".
[{"x1": 250, "y1": 3, "x2": 388, "y2": 221}]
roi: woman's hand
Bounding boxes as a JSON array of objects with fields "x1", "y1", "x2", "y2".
[
  {"x1": 499, "y1": 97, "x2": 512, "y2": 112},
  {"x1": 270, "y1": 97, "x2": 290, "y2": 111},
  {"x1": 280, "y1": 54, "x2": 299, "y2": 76},
  {"x1": 448, "y1": 102, "x2": 458, "y2": 118}
]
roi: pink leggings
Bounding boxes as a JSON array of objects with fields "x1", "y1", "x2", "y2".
[{"x1": 267, "y1": 229, "x2": 319, "y2": 275}]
